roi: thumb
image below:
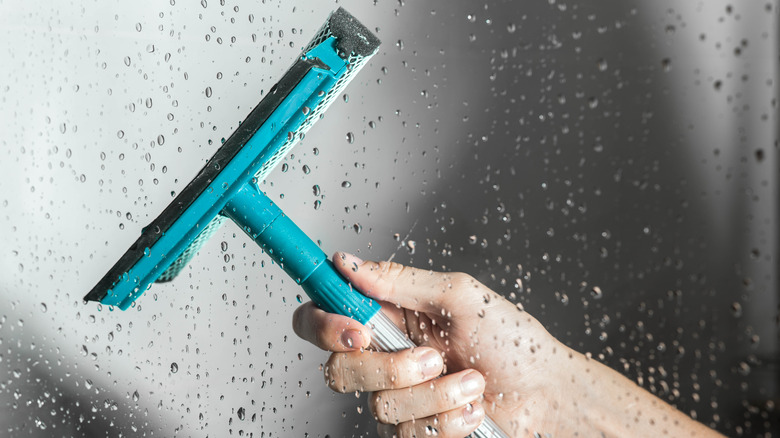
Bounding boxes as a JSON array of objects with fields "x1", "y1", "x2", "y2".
[{"x1": 332, "y1": 252, "x2": 479, "y2": 315}]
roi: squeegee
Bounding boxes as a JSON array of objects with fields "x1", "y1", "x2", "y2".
[{"x1": 84, "y1": 9, "x2": 507, "y2": 437}]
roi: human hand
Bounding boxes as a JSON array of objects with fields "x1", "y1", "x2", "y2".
[
  {"x1": 293, "y1": 253, "x2": 724, "y2": 438},
  {"x1": 292, "y1": 252, "x2": 566, "y2": 437}
]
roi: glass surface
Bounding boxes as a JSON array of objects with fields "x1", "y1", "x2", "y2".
[{"x1": 1, "y1": 0, "x2": 777, "y2": 436}]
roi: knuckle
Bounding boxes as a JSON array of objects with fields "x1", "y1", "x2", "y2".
[
  {"x1": 384, "y1": 357, "x2": 404, "y2": 390},
  {"x1": 374, "y1": 260, "x2": 398, "y2": 276},
  {"x1": 312, "y1": 322, "x2": 328, "y2": 350},
  {"x1": 376, "y1": 261, "x2": 406, "y2": 283},
  {"x1": 374, "y1": 261, "x2": 408, "y2": 299},
  {"x1": 369, "y1": 390, "x2": 397, "y2": 424},
  {"x1": 399, "y1": 413, "x2": 468, "y2": 438},
  {"x1": 291, "y1": 304, "x2": 307, "y2": 338},
  {"x1": 292, "y1": 303, "x2": 333, "y2": 349},
  {"x1": 396, "y1": 420, "x2": 440, "y2": 438},
  {"x1": 323, "y1": 354, "x2": 348, "y2": 393}
]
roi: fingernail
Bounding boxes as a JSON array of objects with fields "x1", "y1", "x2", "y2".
[
  {"x1": 460, "y1": 371, "x2": 483, "y2": 396},
  {"x1": 340, "y1": 329, "x2": 363, "y2": 349},
  {"x1": 463, "y1": 403, "x2": 484, "y2": 425},
  {"x1": 417, "y1": 349, "x2": 442, "y2": 378}
]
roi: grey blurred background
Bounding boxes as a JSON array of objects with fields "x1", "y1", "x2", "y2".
[{"x1": 0, "y1": 0, "x2": 777, "y2": 436}]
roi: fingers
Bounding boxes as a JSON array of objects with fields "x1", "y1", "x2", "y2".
[
  {"x1": 370, "y1": 369, "x2": 485, "y2": 424},
  {"x1": 324, "y1": 347, "x2": 444, "y2": 393},
  {"x1": 292, "y1": 301, "x2": 371, "y2": 352},
  {"x1": 332, "y1": 252, "x2": 482, "y2": 314},
  {"x1": 377, "y1": 403, "x2": 485, "y2": 438}
]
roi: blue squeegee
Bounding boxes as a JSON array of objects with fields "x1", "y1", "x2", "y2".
[{"x1": 84, "y1": 8, "x2": 507, "y2": 437}]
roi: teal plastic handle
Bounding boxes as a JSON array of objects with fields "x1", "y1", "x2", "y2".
[
  {"x1": 224, "y1": 183, "x2": 510, "y2": 438},
  {"x1": 223, "y1": 183, "x2": 381, "y2": 324}
]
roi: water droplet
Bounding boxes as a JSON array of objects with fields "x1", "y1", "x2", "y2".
[
  {"x1": 295, "y1": 294, "x2": 303, "y2": 303},
  {"x1": 205, "y1": 87, "x2": 212, "y2": 98},
  {"x1": 405, "y1": 240, "x2": 416, "y2": 254},
  {"x1": 341, "y1": 181, "x2": 351, "y2": 188},
  {"x1": 590, "y1": 286, "x2": 603, "y2": 299},
  {"x1": 132, "y1": 390, "x2": 140, "y2": 402},
  {"x1": 170, "y1": 362, "x2": 179, "y2": 373},
  {"x1": 346, "y1": 132, "x2": 355, "y2": 144},
  {"x1": 237, "y1": 407, "x2": 246, "y2": 420},
  {"x1": 124, "y1": 56, "x2": 131, "y2": 67},
  {"x1": 507, "y1": 22, "x2": 516, "y2": 33},
  {"x1": 117, "y1": 130, "x2": 124, "y2": 139},
  {"x1": 135, "y1": 23, "x2": 142, "y2": 32},
  {"x1": 312, "y1": 185, "x2": 321, "y2": 196},
  {"x1": 221, "y1": 241, "x2": 228, "y2": 251},
  {"x1": 157, "y1": 135, "x2": 165, "y2": 145},
  {"x1": 342, "y1": 93, "x2": 349, "y2": 103},
  {"x1": 661, "y1": 58, "x2": 672, "y2": 72},
  {"x1": 302, "y1": 164, "x2": 310, "y2": 174},
  {"x1": 353, "y1": 223, "x2": 362, "y2": 234},
  {"x1": 730, "y1": 302, "x2": 742, "y2": 317},
  {"x1": 281, "y1": 163, "x2": 289, "y2": 172},
  {"x1": 313, "y1": 200, "x2": 321, "y2": 210},
  {"x1": 597, "y1": 58, "x2": 608, "y2": 71},
  {"x1": 40, "y1": 303, "x2": 47, "y2": 313},
  {"x1": 34, "y1": 418, "x2": 47, "y2": 430},
  {"x1": 145, "y1": 97, "x2": 153, "y2": 108}
]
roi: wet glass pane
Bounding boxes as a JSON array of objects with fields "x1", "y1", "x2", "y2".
[{"x1": 1, "y1": 0, "x2": 777, "y2": 436}]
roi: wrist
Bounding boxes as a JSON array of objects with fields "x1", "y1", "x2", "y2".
[{"x1": 540, "y1": 344, "x2": 626, "y2": 437}]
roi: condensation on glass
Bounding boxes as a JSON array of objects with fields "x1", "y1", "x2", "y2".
[{"x1": 0, "y1": 0, "x2": 777, "y2": 436}]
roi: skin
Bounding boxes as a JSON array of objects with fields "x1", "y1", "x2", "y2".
[{"x1": 292, "y1": 252, "x2": 726, "y2": 438}]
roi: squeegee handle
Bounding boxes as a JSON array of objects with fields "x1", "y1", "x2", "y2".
[
  {"x1": 223, "y1": 183, "x2": 508, "y2": 438},
  {"x1": 224, "y1": 183, "x2": 381, "y2": 323}
]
